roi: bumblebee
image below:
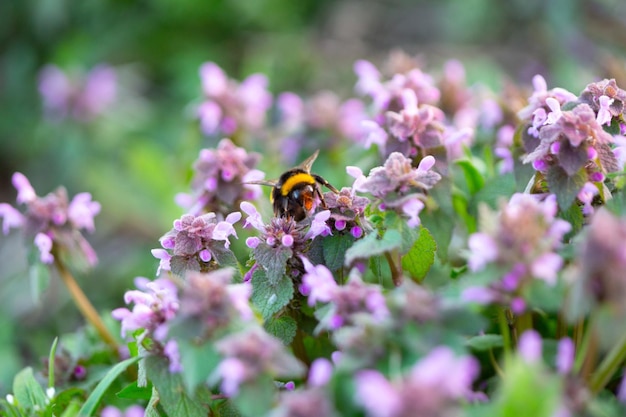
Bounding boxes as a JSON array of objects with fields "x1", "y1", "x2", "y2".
[{"x1": 252, "y1": 150, "x2": 339, "y2": 221}]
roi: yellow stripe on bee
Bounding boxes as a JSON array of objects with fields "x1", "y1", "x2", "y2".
[{"x1": 280, "y1": 173, "x2": 316, "y2": 196}]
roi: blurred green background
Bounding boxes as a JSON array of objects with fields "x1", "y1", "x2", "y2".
[{"x1": 1, "y1": 0, "x2": 626, "y2": 394}]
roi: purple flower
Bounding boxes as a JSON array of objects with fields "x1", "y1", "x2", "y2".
[
  {"x1": 307, "y1": 358, "x2": 333, "y2": 387},
  {"x1": 67, "y1": 192, "x2": 101, "y2": 233},
  {"x1": 1, "y1": 172, "x2": 101, "y2": 267},
  {"x1": 164, "y1": 339, "x2": 182, "y2": 373},
  {"x1": 355, "y1": 347, "x2": 479, "y2": 417},
  {"x1": 177, "y1": 139, "x2": 262, "y2": 216},
  {"x1": 213, "y1": 327, "x2": 305, "y2": 396},
  {"x1": 0, "y1": 203, "x2": 24, "y2": 234},
  {"x1": 34, "y1": 232, "x2": 54, "y2": 264},
  {"x1": 518, "y1": 330, "x2": 542, "y2": 364},
  {"x1": 301, "y1": 257, "x2": 338, "y2": 305},
  {"x1": 111, "y1": 277, "x2": 179, "y2": 340},
  {"x1": 556, "y1": 337, "x2": 574, "y2": 375},
  {"x1": 466, "y1": 233, "x2": 498, "y2": 272},
  {"x1": 304, "y1": 210, "x2": 331, "y2": 240},
  {"x1": 596, "y1": 95, "x2": 614, "y2": 125},
  {"x1": 101, "y1": 405, "x2": 145, "y2": 417}
]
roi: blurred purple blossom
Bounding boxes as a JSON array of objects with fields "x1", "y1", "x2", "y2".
[
  {"x1": 176, "y1": 138, "x2": 263, "y2": 216},
  {"x1": 0, "y1": 172, "x2": 100, "y2": 268},
  {"x1": 355, "y1": 346, "x2": 479, "y2": 417},
  {"x1": 197, "y1": 62, "x2": 272, "y2": 137},
  {"x1": 38, "y1": 64, "x2": 117, "y2": 121},
  {"x1": 112, "y1": 277, "x2": 179, "y2": 341}
]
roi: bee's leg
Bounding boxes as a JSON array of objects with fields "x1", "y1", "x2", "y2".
[{"x1": 313, "y1": 174, "x2": 339, "y2": 194}]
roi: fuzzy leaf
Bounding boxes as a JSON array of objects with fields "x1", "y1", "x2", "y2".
[
  {"x1": 557, "y1": 140, "x2": 588, "y2": 176},
  {"x1": 178, "y1": 340, "x2": 221, "y2": 391},
  {"x1": 232, "y1": 374, "x2": 276, "y2": 417},
  {"x1": 251, "y1": 269, "x2": 294, "y2": 320},
  {"x1": 264, "y1": 316, "x2": 298, "y2": 345},
  {"x1": 13, "y1": 367, "x2": 47, "y2": 412},
  {"x1": 322, "y1": 233, "x2": 355, "y2": 271},
  {"x1": 344, "y1": 229, "x2": 402, "y2": 266},
  {"x1": 144, "y1": 355, "x2": 207, "y2": 417},
  {"x1": 253, "y1": 242, "x2": 292, "y2": 285},
  {"x1": 170, "y1": 255, "x2": 200, "y2": 276},
  {"x1": 401, "y1": 226, "x2": 437, "y2": 282},
  {"x1": 546, "y1": 166, "x2": 587, "y2": 209}
]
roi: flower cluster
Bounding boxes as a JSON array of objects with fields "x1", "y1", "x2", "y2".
[
  {"x1": 463, "y1": 193, "x2": 571, "y2": 313},
  {"x1": 211, "y1": 326, "x2": 305, "y2": 397},
  {"x1": 176, "y1": 268, "x2": 253, "y2": 338},
  {"x1": 175, "y1": 138, "x2": 264, "y2": 216},
  {"x1": 300, "y1": 258, "x2": 388, "y2": 331},
  {"x1": 354, "y1": 53, "x2": 505, "y2": 164},
  {"x1": 322, "y1": 185, "x2": 370, "y2": 238},
  {"x1": 351, "y1": 153, "x2": 441, "y2": 227},
  {"x1": 355, "y1": 346, "x2": 480, "y2": 417},
  {"x1": 111, "y1": 277, "x2": 180, "y2": 371},
  {"x1": 275, "y1": 90, "x2": 369, "y2": 163},
  {"x1": 38, "y1": 64, "x2": 117, "y2": 121},
  {"x1": 519, "y1": 76, "x2": 625, "y2": 208},
  {"x1": 197, "y1": 62, "x2": 272, "y2": 138},
  {"x1": 0, "y1": 172, "x2": 101, "y2": 267},
  {"x1": 152, "y1": 210, "x2": 241, "y2": 277},
  {"x1": 241, "y1": 201, "x2": 331, "y2": 281}
]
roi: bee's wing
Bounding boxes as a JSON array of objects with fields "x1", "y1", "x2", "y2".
[
  {"x1": 244, "y1": 179, "x2": 277, "y2": 187},
  {"x1": 298, "y1": 149, "x2": 320, "y2": 173}
]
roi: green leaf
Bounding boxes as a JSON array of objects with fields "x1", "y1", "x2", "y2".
[
  {"x1": 77, "y1": 356, "x2": 140, "y2": 416},
  {"x1": 546, "y1": 166, "x2": 587, "y2": 209},
  {"x1": 557, "y1": 140, "x2": 588, "y2": 176},
  {"x1": 144, "y1": 386, "x2": 161, "y2": 417},
  {"x1": 116, "y1": 381, "x2": 153, "y2": 400},
  {"x1": 466, "y1": 334, "x2": 504, "y2": 351},
  {"x1": 211, "y1": 243, "x2": 242, "y2": 281},
  {"x1": 494, "y1": 358, "x2": 561, "y2": 417},
  {"x1": 401, "y1": 226, "x2": 437, "y2": 282},
  {"x1": 48, "y1": 337, "x2": 59, "y2": 389},
  {"x1": 264, "y1": 316, "x2": 298, "y2": 345},
  {"x1": 322, "y1": 233, "x2": 355, "y2": 271},
  {"x1": 13, "y1": 367, "x2": 48, "y2": 411},
  {"x1": 178, "y1": 340, "x2": 221, "y2": 391},
  {"x1": 253, "y1": 242, "x2": 293, "y2": 285},
  {"x1": 344, "y1": 229, "x2": 402, "y2": 266},
  {"x1": 472, "y1": 172, "x2": 516, "y2": 209},
  {"x1": 455, "y1": 159, "x2": 485, "y2": 195},
  {"x1": 251, "y1": 269, "x2": 294, "y2": 320},
  {"x1": 144, "y1": 355, "x2": 207, "y2": 417},
  {"x1": 231, "y1": 374, "x2": 276, "y2": 417}
]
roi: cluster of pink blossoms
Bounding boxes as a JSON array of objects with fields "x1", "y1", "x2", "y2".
[{"x1": 0, "y1": 172, "x2": 101, "y2": 267}]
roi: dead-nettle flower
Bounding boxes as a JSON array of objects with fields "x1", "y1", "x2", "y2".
[
  {"x1": 175, "y1": 138, "x2": 264, "y2": 216},
  {"x1": 269, "y1": 387, "x2": 338, "y2": 417},
  {"x1": 463, "y1": 193, "x2": 571, "y2": 313},
  {"x1": 197, "y1": 62, "x2": 272, "y2": 137},
  {"x1": 101, "y1": 405, "x2": 145, "y2": 417},
  {"x1": 241, "y1": 201, "x2": 331, "y2": 280},
  {"x1": 578, "y1": 78, "x2": 626, "y2": 124},
  {"x1": 177, "y1": 268, "x2": 253, "y2": 335},
  {"x1": 524, "y1": 103, "x2": 617, "y2": 177},
  {"x1": 211, "y1": 326, "x2": 305, "y2": 397},
  {"x1": 574, "y1": 208, "x2": 626, "y2": 313},
  {"x1": 355, "y1": 346, "x2": 480, "y2": 417},
  {"x1": 300, "y1": 258, "x2": 389, "y2": 331},
  {"x1": 152, "y1": 211, "x2": 241, "y2": 277},
  {"x1": 111, "y1": 277, "x2": 180, "y2": 371},
  {"x1": 322, "y1": 185, "x2": 370, "y2": 238},
  {"x1": 351, "y1": 152, "x2": 441, "y2": 227},
  {"x1": 0, "y1": 172, "x2": 100, "y2": 267},
  {"x1": 112, "y1": 277, "x2": 179, "y2": 341},
  {"x1": 38, "y1": 64, "x2": 117, "y2": 121},
  {"x1": 518, "y1": 74, "x2": 578, "y2": 137}
]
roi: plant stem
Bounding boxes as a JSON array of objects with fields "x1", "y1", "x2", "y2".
[
  {"x1": 54, "y1": 258, "x2": 119, "y2": 351},
  {"x1": 590, "y1": 332, "x2": 626, "y2": 394},
  {"x1": 514, "y1": 310, "x2": 533, "y2": 339},
  {"x1": 498, "y1": 307, "x2": 512, "y2": 361},
  {"x1": 384, "y1": 250, "x2": 403, "y2": 286}
]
